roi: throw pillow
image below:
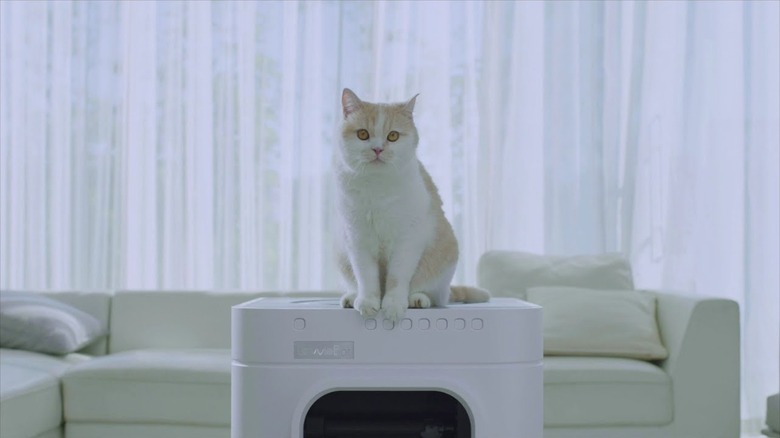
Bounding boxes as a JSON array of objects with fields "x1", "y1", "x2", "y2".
[
  {"x1": 526, "y1": 286, "x2": 668, "y2": 361},
  {"x1": 0, "y1": 291, "x2": 106, "y2": 355},
  {"x1": 477, "y1": 251, "x2": 635, "y2": 300}
]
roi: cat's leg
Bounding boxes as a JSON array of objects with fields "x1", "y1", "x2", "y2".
[
  {"x1": 337, "y1": 252, "x2": 358, "y2": 308},
  {"x1": 382, "y1": 240, "x2": 427, "y2": 321},
  {"x1": 346, "y1": 247, "x2": 382, "y2": 317},
  {"x1": 406, "y1": 215, "x2": 459, "y2": 308},
  {"x1": 430, "y1": 263, "x2": 457, "y2": 306},
  {"x1": 411, "y1": 261, "x2": 457, "y2": 307}
]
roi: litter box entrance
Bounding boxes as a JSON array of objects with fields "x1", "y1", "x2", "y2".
[{"x1": 303, "y1": 390, "x2": 472, "y2": 438}]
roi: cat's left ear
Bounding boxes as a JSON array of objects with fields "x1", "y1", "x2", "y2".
[
  {"x1": 342, "y1": 88, "x2": 362, "y2": 119},
  {"x1": 403, "y1": 94, "x2": 419, "y2": 117}
]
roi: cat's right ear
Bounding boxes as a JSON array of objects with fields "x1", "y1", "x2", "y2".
[
  {"x1": 402, "y1": 93, "x2": 419, "y2": 117},
  {"x1": 342, "y1": 88, "x2": 362, "y2": 119}
]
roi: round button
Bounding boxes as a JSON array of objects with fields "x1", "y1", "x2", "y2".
[
  {"x1": 419, "y1": 318, "x2": 431, "y2": 330},
  {"x1": 365, "y1": 318, "x2": 377, "y2": 330},
  {"x1": 454, "y1": 318, "x2": 466, "y2": 330},
  {"x1": 436, "y1": 318, "x2": 448, "y2": 330},
  {"x1": 293, "y1": 318, "x2": 306, "y2": 330},
  {"x1": 383, "y1": 319, "x2": 395, "y2": 330},
  {"x1": 471, "y1": 318, "x2": 484, "y2": 330},
  {"x1": 401, "y1": 318, "x2": 413, "y2": 330}
]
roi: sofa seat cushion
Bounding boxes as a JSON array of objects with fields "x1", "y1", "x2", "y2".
[
  {"x1": 0, "y1": 348, "x2": 90, "y2": 376},
  {"x1": 66, "y1": 423, "x2": 228, "y2": 438},
  {"x1": 0, "y1": 351, "x2": 69, "y2": 438},
  {"x1": 62, "y1": 349, "x2": 230, "y2": 427},
  {"x1": 543, "y1": 356, "x2": 672, "y2": 427}
]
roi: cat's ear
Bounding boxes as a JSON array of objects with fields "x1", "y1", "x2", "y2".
[
  {"x1": 342, "y1": 88, "x2": 362, "y2": 119},
  {"x1": 402, "y1": 93, "x2": 419, "y2": 117}
]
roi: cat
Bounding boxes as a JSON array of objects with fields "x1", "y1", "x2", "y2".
[{"x1": 334, "y1": 88, "x2": 490, "y2": 321}]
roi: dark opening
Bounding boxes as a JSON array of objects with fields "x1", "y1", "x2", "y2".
[{"x1": 303, "y1": 390, "x2": 472, "y2": 438}]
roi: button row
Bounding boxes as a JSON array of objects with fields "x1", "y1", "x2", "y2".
[
  {"x1": 365, "y1": 317, "x2": 484, "y2": 331},
  {"x1": 292, "y1": 317, "x2": 485, "y2": 331}
]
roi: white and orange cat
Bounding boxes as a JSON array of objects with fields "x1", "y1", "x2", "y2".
[{"x1": 335, "y1": 88, "x2": 490, "y2": 321}]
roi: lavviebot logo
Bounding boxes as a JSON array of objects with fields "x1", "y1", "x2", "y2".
[{"x1": 294, "y1": 341, "x2": 354, "y2": 359}]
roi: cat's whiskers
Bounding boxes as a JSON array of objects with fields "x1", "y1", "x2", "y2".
[
  {"x1": 347, "y1": 162, "x2": 365, "y2": 184},
  {"x1": 388, "y1": 158, "x2": 400, "y2": 173}
]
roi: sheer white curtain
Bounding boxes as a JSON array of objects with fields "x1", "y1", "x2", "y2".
[{"x1": 1, "y1": 0, "x2": 777, "y2": 432}]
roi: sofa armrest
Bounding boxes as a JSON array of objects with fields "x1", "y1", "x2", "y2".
[{"x1": 649, "y1": 290, "x2": 740, "y2": 437}]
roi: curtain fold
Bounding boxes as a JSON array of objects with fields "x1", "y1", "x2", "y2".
[{"x1": 1, "y1": 0, "x2": 777, "y2": 432}]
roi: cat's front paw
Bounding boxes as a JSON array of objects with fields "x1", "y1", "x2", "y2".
[
  {"x1": 340, "y1": 292, "x2": 357, "y2": 308},
  {"x1": 381, "y1": 294, "x2": 409, "y2": 322},
  {"x1": 354, "y1": 295, "x2": 381, "y2": 317}
]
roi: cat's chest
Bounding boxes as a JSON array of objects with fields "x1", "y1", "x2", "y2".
[
  {"x1": 344, "y1": 181, "x2": 428, "y2": 233},
  {"x1": 353, "y1": 189, "x2": 417, "y2": 220}
]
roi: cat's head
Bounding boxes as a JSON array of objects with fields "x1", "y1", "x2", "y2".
[{"x1": 338, "y1": 88, "x2": 419, "y2": 172}]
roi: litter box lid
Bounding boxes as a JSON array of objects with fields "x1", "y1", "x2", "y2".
[{"x1": 232, "y1": 297, "x2": 541, "y2": 365}]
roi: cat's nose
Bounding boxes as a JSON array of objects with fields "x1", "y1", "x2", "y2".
[{"x1": 372, "y1": 148, "x2": 383, "y2": 156}]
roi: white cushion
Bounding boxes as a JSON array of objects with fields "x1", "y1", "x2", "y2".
[
  {"x1": 0, "y1": 363, "x2": 62, "y2": 438},
  {"x1": 39, "y1": 291, "x2": 112, "y2": 355},
  {"x1": 0, "y1": 348, "x2": 88, "y2": 438},
  {"x1": 0, "y1": 291, "x2": 106, "y2": 355},
  {"x1": 62, "y1": 349, "x2": 231, "y2": 426},
  {"x1": 527, "y1": 286, "x2": 668, "y2": 360},
  {"x1": 477, "y1": 251, "x2": 634, "y2": 300},
  {"x1": 544, "y1": 356, "x2": 673, "y2": 427}
]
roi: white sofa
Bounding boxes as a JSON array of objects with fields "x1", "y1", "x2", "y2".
[
  {"x1": 0, "y1": 252, "x2": 740, "y2": 438},
  {"x1": 477, "y1": 250, "x2": 740, "y2": 438},
  {"x1": 0, "y1": 290, "x2": 282, "y2": 438}
]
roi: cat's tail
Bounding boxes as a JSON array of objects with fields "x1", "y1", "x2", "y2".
[{"x1": 449, "y1": 285, "x2": 491, "y2": 303}]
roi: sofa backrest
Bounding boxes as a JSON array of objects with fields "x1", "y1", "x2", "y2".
[
  {"x1": 477, "y1": 250, "x2": 635, "y2": 300},
  {"x1": 40, "y1": 291, "x2": 113, "y2": 355},
  {"x1": 108, "y1": 290, "x2": 276, "y2": 353},
  {"x1": 109, "y1": 290, "x2": 343, "y2": 353}
]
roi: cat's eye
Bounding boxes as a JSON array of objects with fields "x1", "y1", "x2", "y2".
[
  {"x1": 356, "y1": 129, "x2": 370, "y2": 141},
  {"x1": 387, "y1": 131, "x2": 400, "y2": 142}
]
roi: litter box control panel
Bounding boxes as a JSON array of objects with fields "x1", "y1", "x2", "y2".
[
  {"x1": 361, "y1": 317, "x2": 485, "y2": 331},
  {"x1": 291, "y1": 316, "x2": 485, "y2": 331}
]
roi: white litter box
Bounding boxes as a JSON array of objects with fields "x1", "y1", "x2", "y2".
[{"x1": 231, "y1": 297, "x2": 542, "y2": 438}]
